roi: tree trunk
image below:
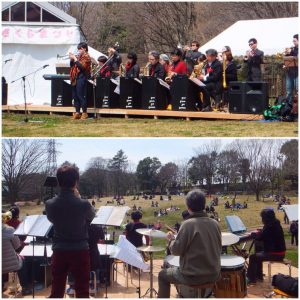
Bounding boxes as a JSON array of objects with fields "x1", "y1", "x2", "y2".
[{"x1": 255, "y1": 190, "x2": 260, "y2": 201}]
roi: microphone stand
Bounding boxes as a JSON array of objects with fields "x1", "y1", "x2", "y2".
[
  {"x1": 11, "y1": 65, "x2": 49, "y2": 123},
  {"x1": 91, "y1": 54, "x2": 115, "y2": 120}
]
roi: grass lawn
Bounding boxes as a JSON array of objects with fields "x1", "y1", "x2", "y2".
[
  {"x1": 2, "y1": 112, "x2": 298, "y2": 137},
  {"x1": 8, "y1": 194, "x2": 298, "y2": 266}
]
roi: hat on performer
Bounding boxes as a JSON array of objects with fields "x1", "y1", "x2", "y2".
[
  {"x1": 222, "y1": 46, "x2": 231, "y2": 53},
  {"x1": 131, "y1": 211, "x2": 142, "y2": 221},
  {"x1": 98, "y1": 56, "x2": 108, "y2": 63}
]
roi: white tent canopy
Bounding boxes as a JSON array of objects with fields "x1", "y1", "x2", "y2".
[
  {"x1": 2, "y1": 2, "x2": 104, "y2": 105},
  {"x1": 199, "y1": 17, "x2": 299, "y2": 56}
]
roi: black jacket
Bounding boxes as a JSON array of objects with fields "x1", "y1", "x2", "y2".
[
  {"x1": 225, "y1": 61, "x2": 238, "y2": 84},
  {"x1": 125, "y1": 64, "x2": 140, "y2": 78},
  {"x1": 184, "y1": 50, "x2": 203, "y2": 74},
  {"x1": 204, "y1": 59, "x2": 222, "y2": 84},
  {"x1": 88, "y1": 224, "x2": 104, "y2": 270},
  {"x1": 149, "y1": 63, "x2": 166, "y2": 80},
  {"x1": 256, "y1": 219, "x2": 286, "y2": 253},
  {"x1": 46, "y1": 189, "x2": 95, "y2": 250},
  {"x1": 125, "y1": 221, "x2": 147, "y2": 247},
  {"x1": 244, "y1": 49, "x2": 264, "y2": 81}
]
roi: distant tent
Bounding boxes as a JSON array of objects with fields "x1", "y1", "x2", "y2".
[
  {"x1": 2, "y1": 2, "x2": 105, "y2": 105},
  {"x1": 199, "y1": 17, "x2": 299, "y2": 56}
]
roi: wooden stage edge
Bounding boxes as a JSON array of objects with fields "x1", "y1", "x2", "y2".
[{"x1": 2, "y1": 105, "x2": 263, "y2": 121}]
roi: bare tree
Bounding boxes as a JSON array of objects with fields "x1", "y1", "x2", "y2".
[
  {"x1": 157, "y1": 162, "x2": 179, "y2": 194},
  {"x1": 2, "y1": 139, "x2": 46, "y2": 204}
]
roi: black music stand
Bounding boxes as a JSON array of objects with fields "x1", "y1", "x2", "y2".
[{"x1": 11, "y1": 65, "x2": 49, "y2": 123}]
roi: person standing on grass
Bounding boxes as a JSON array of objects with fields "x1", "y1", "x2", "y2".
[{"x1": 45, "y1": 165, "x2": 95, "y2": 298}]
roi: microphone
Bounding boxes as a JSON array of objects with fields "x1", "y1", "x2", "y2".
[
  {"x1": 43, "y1": 64, "x2": 49, "y2": 68},
  {"x1": 4, "y1": 59, "x2": 12, "y2": 63}
]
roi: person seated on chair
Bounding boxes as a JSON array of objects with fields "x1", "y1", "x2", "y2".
[
  {"x1": 125, "y1": 211, "x2": 148, "y2": 248},
  {"x1": 158, "y1": 189, "x2": 222, "y2": 298},
  {"x1": 167, "y1": 49, "x2": 188, "y2": 82},
  {"x1": 160, "y1": 54, "x2": 171, "y2": 75},
  {"x1": 147, "y1": 51, "x2": 166, "y2": 80},
  {"x1": 96, "y1": 56, "x2": 111, "y2": 78},
  {"x1": 246, "y1": 208, "x2": 286, "y2": 284},
  {"x1": 197, "y1": 49, "x2": 222, "y2": 112},
  {"x1": 125, "y1": 52, "x2": 140, "y2": 79}
]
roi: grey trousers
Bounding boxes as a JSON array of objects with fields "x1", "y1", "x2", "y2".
[{"x1": 158, "y1": 267, "x2": 210, "y2": 298}]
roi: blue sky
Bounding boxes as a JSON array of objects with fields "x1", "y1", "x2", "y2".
[{"x1": 56, "y1": 138, "x2": 235, "y2": 171}]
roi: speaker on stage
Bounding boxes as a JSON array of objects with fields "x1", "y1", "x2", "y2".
[
  {"x1": 170, "y1": 75, "x2": 199, "y2": 111},
  {"x1": 142, "y1": 77, "x2": 168, "y2": 110},
  {"x1": 120, "y1": 77, "x2": 142, "y2": 109},
  {"x1": 96, "y1": 77, "x2": 120, "y2": 108},
  {"x1": 2, "y1": 77, "x2": 8, "y2": 105},
  {"x1": 228, "y1": 81, "x2": 268, "y2": 114}
]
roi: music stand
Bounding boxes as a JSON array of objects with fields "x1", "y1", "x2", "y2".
[
  {"x1": 43, "y1": 176, "x2": 58, "y2": 199},
  {"x1": 15, "y1": 215, "x2": 53, "y2": 298},
  {"x1": 11, "y1": 65, "x2": 49, "y2": 123}
]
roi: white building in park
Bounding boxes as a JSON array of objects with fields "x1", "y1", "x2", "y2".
[
  {"x1": 2, "y1": 2, "x2": 103, "y2": 105},
  {"x1": 199, "y1": 17, "x2": 299, "y2": 56}
]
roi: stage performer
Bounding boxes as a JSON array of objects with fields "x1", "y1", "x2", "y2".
[
  {"x1": 284, "y1": 34, "x2": 298, "y2": 107},
  {"x1": 69, "y1": 42, "x2": 91, "y2": 120},
  {"x1": 198, "y1": 49, "x2": 222, "y2": 111},
  {"x1": 158, "y1": 189, "x2": 222, "y2": 298},
  {"x1": 246, "y1": 208, "x2": 286, "y2": 284},
  {"x1": 244, "y1": 38, "x2": 264, "y2": 81},
  {"x1": 45, "y1": 165, "x2": 95, "y2": 298},
  {"x1": 166, "y1": 49, "x2": 188, "y2": 81},
  {"x1": 160, "y1": 54, "x2": 171, "y2": 75},
  {"x1": 95, "y1": 56, "x2": 111, "y2": 78},
  {"x1": 125, "y1": 52, "x2": 140, "y2": 79},
  {"x1": 147, "y1": 51, "x2": 166, "y2": 80},
  {"x1": 107, "y1": 45, "x2": 122, "y2": 78},
  {"x1": 183, "y1": 41, "x2": 204, "y2": 74}
]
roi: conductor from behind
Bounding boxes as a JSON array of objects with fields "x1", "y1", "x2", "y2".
[{"x1": 45, "y1": 165, "x2": 95, "y2": 298}]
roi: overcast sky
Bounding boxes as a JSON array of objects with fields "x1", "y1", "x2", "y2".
[{"x1": 56, "y1": 138, "x2": 236, "y2": 171}]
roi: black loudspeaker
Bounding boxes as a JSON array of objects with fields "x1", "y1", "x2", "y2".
[
  {"x1": 170, "y1": 75, "x2": 199, "y2": 111},
  {"x1": 2, "y1": 77, "x2": 8, "y2": 105},
  {"x1": 142, "y1": 77, "x2": 168, "y2": 110},
  {"x1": 51, "y1": 79, "x2": 73, "y2": 106},
  {"x1": 120, "y1": 77, "x2": 142, "y2": 109},
  {"x1": 228, "y1": 81, "x2": 268, "y2": 114},
  {"x1": 96, "y1": 77, "x2": 120, "y2": 108},
  {"x1": 44, "y1": 176, "x2": 58, "y2": 188}
]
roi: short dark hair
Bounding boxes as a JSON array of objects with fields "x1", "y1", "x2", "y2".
[
  {"x1": 293, "y1": 34, "x2": 298, "y2": 40},
  {"x1": 248, "y1": 38, "x2": 257, "y2": 44},
  {"x1": 185, "y1": 189, "x2": 206, "y2": 212},
  {"x1": 205, "y1": 49, "x2": 218, "y2": 57},
  {"x1": 192, "y1": 41, "x2": 200, "y2": 48},
  {"x1": 181, "y1": 210, "x2": 190, "y2": 220},
  {"x1": 127, "y1": 51, "x2": 137, "y2": 61},
  {"x1": 98, "y1": 55, "x2": 108, "y2": 63},
  {"x1": 260, "y1": 208, "x2": 276, "y2": 225},
  {"x1": 171, "y1": 49, "x2": 183, "y2": 57},
  {"x1": 9, "y1": 206, "x2": 19, "y2": 219},
  {"x1": 131, "y1": 211, "x2": 142, "y2": 221},
  {"x1": 56, "y1": 165, "x2": 79, "y2": 189},
  {"x1": 77, "y1": 42, "x2": 88, "y2": 52}
]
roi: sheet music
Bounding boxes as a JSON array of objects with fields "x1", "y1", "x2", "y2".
[
  {"x1": 97, "y1": 244, "x2": 117, "y2": 256},
  {"x1": 114, "y1": 85, "x2": 120, "y2": 95},
  {"x1": 14, "y1": 215, "x2": 52, "y2": 237},
  {"x1": 92, "y1": 206, "x2": 130, "y2": 226},
  {"x1": 24, "y1": 236, "x2": 35, "y2": 243},
  {"x1": 88, "y1": 79, "x2": 96, "y2": 86},
  {"x1": 158, "y1": 78, "x2": 170, "y2": 90},
  {"x1": 225, "y1": 215, "x2": 247, "y2": 233},
  {"x1": 20, "y1": 245, "x2": 53, "y2": 257},
  {"x1": 282, "y1": 205, "x2": 298, "y2": 221},
  {"x1": 189, "y1": 77, "x2": 206, "y2": 87},
  {"x1": 112, "y1": 235, "x2": 149, "y2": 270}
]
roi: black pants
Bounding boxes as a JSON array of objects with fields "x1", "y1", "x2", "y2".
[
  {"x1": 247, "y1": 252, "x2": 284, "y2": 281},
  {"x1": 291, "y1": 233, "x2": 298, "y2": 246},
  {"x1": 72, "y1": 75, "x2": 87, "y2": 113}
]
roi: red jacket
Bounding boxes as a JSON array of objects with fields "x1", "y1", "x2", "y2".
[{"x1": 171, "y1": 61, "x2": 188, "y2": 75}]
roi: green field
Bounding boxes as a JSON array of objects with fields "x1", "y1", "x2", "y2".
[
  {"x1": 2, "y1": 113, "x2": 298, "y2": 137},
  {"x1": 12, "y1": 194, "x2": 298, "y2": 266}
]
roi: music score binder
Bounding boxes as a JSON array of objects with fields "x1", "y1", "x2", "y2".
[
  {"x1": 91, "y1": 206, "x2": 130, "y2": 226},
  {"x1": 14, "y1": 215, "x2": 53, "y2": 237}
]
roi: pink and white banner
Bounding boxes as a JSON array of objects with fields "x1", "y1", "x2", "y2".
[{"x1": 2, "y1": 26, "x2": 81, "y2": 44}]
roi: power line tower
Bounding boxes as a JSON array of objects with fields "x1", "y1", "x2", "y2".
[{"x1": 45, "y1": 139, "x2": 60, "y2": 176}]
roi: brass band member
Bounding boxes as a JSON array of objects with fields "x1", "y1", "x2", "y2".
[
  {"x1": 183, "y1": 41, "x2": 204, "y2": 75},
  {"x1": 158, "y1": 190, "x2": 222, "y2": 298},
  {"x1": 148, "y1": 51, "x2": 166, "y2": 80},
  {"x1": 96, "y1": 56, "x2": 111, "y2": 78},
  {"x1": 125, "y1": 52, "x2": 140, "y2": 79},
  {"x1": 285, "y1": 34, "x2": 298, "y2": 106},
  {"x1": 69, "y1": 42, "x2": 91, "y2": 120},
  {"x1": 160, "y1": 54, "x2": 171, "y2": 75},
  {"x1": 107, "y1": 46, "x2": 122, "y2": 78},
  {"x1": 198, "y1": 49, "x2": 222, "y2": 112},
  {"x1": 169, "y1": 49, "x2": 188, "y2": 79},
  {"x1": 244, "y1": 38, "x2": 264, "y2": 81}
]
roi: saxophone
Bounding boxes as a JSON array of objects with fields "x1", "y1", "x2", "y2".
[
  {"x1": 118, "y1": 63, "x2": 126, "y2": 77},
  {"x1": 222, "y1": 53, "x2": 227, "y2": 89},
  {"x1": 143, "y1": 62, "x2": 150, "y2": 76},
  {"x1": 189, "y1": 59, "x2": 207, "y2": 79}
]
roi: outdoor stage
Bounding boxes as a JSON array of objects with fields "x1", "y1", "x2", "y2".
[{"x1": 2, "y1": 105, "x2": 263, "y2": 121}]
